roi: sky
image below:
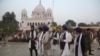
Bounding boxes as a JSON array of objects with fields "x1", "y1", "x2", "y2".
[{"x1": 0, "y1": 0, "x2": 100, "y2": 25}]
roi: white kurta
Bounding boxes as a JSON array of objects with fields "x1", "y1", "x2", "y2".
[
  {"x1": 51, "y1": 32, "x2": 60, "y2": 56},
  {"x1": 51, "y1": 32, "x2": 59, "y2": 48},
  {"x1": 61, "y1": 31, "x2": 72, "y2": 56},
  {"x1": 42, "y1": 31, "x2": 50, "y2": 43},
  {"x1": 42, "y1": 31, "x2": 51, "y2": 56},
  {"x1": 74, "y1": 33, "x2": 82, "y2": 56},
  {"x1": 37, "y1": 32, "x2": 44, "y2": 55},
  {"x1": 28, "y1": 30, "x2": 37, "y2": 48}
]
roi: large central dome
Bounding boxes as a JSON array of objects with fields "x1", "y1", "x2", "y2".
[{"x1": 34, "y1": 4, "x2": 45, "y2": 13}]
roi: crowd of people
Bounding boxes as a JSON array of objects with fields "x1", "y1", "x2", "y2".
[
  {"x1": 0, "y1": 25, "x2": 100, "y2": 56},
  {"x1": 27, "y1": 25, "x2": 100, "y2": 56}
]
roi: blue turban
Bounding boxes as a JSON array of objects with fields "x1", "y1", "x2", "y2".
[
  {"x1": 75, "y1": 28, "x2": 82, "y2": 33},
  {"x1": 42, "y1": 26, "x2": 49, "y2": 31}
]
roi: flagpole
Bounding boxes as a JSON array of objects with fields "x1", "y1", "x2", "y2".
[
  {"x1": 52, "y1": 0, "x2": 54, "y2": 12},
  {"x1": 52, "y1": 0, "x2": 54, "y2": 22}
]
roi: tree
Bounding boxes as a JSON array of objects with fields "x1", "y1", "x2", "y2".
[
  {"x1": 96, "y1": 22, "x2": 100, "y2": 26},
  {"x1": 1, "y1": 12, "x2": 19, "y2": 36},
  {"x1": 65, "y1": 20, "x2": 76, "y2": 27},
  {"x1": 0, "y1": 21, "x2": 3, "y2": 32},
  {"x1": 78, "y1": 23, "x2": 87, "y2": 27},
  {"x1": 51, "y1": 21, "x2": 57, "y2": 26}
]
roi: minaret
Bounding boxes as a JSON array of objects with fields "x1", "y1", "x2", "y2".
[{"x1": 39, "y1": 0, "x2": 41, "y2": 4}]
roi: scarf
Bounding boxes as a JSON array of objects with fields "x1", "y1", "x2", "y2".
[{"x1": 74, "y1": 33, "x2": 82, "y2": 56}]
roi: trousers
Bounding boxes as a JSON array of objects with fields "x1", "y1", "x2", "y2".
[{"x1": 29, "y1": 48, "x2": 38, "y2": 56}]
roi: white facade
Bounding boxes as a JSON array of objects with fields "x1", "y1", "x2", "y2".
[{"x1": 20, "y1": 2, "x2": 53, "y2": 30}]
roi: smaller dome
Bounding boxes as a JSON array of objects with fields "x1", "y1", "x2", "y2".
[
  {"x1": 47, "y1": 8, "x2": 52, "y2": 13},
  {"x1": 22, "y1": 9, "x2": 27, "y2": 15}
]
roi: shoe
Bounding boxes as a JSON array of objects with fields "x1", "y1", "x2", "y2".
[
  {"x1": 97, "y1": 48, "x2": 100, "y2": 50},
  {"x1": 89, "y1": 53, "x2": 94, "y2": 55}
]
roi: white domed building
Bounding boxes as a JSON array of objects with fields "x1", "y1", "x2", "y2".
[{"x1": 20, "y1": 1, "x2": 54, "y2": 30}]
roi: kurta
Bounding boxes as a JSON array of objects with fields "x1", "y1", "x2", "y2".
[
  {"x1": 74, "y1": 33, "x2": 86, "y2": 56},
  {"x1": 42, "y1": 31, "x2": 51, "y2": 50},
  {"x1": 37, "y1": 31, "x2": 44, "y2": 55},
  {"x1": 61, "y1": 31, "x2": 72, "y2": 56},
  {"x1": 42, "y1": 31, "x2": 51, "y2": 56},
  {"x1": 74, "y1": 34, "x2": 82, "y2": 56},
  {"x1": 28, "y1": 30, "x2": 37, "y2": 49},
  {"x1": 51, "y1": 31, "x2": 60, "y2": 56}
]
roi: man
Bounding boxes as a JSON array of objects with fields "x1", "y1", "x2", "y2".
[
  {"x1": 28, "y1": 25, "x2": 38, "y2": 56},
  {"x1": 85, "y1": 28, "x2": 93, "y2": 55},
  {"x1": 37, "y1": 27, "x2": 44, "y2": 56},
  {"x1": 60, "y1": 25, "x2": 72, "y2": 56},
  {"x1": 74, "y1": 28, "x2": 87, "y2": 56},
  {"x1": 42, "y1": 26, "x2": 51, "y2": 56},
  {"x1": 0, "y1": 32, "x2": 2, "y2": 41},
  {"x1": 97, "y1": 29, "x2": 100, "y2": 50},
  {"x1": 51, "y1": 27, "x2": 59, "y2": 56}
]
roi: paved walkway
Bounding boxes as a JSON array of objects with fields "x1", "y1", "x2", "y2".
[
  {"x1": 0, "y1": 41, "x2": 100, "y2": 56},
  {"x1": 89, "y1": 41, "x2": 100, "y2": 56}
]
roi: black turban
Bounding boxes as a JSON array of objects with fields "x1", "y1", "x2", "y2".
[
  {"x1": 62, "y1": 25, "x2": 68, "y2": 30},
  {"x1": 38, "y1": 27, "x2": 43, "y2": 31}
]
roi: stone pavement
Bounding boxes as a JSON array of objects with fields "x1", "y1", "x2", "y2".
[
  {"x1": 0, "y1": 42, "x2": 29, "y2": 56},
  {"x1": 0, "y1": 41, "x2": 100, "y2": 56},
  {"x1": 89, "y1": 41, "x2": 100, "y2": 56}
]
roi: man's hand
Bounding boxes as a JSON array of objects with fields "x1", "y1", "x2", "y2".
[
  {"x1": 32, "y1": 39, "x2": 35, "y2": 41},
  {"x1": 36, "y1": 39, "x2": 39, "y2": 41},
  {"x1": 60, "y1": 39, "x2": 64, "y2": 42}
]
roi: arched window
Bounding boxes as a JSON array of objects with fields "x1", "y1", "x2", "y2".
[
  {"x1": 48, "y1": 22, "x2": 50, "y2": 25},
  {"x1": 35, "y1": 23, "x2": 37, "y2": 26},
  {"x1": 41, "y1": 23, "x2": 42, "y2": 26},
  {"x1": 32, "y1": 11, "x2": 35, "y2": 15},
  {"x1": 38, "y1": 23, "x2": 40, "y2": 26},
  {"x1": 30, "y1": 23, "x2": 31, "y2": 26},
  {"x1": 27, "y1": 23, "x2": 29, "y2": 26},
  {"x1": 22, "y1": 21, "x2": 24, "y2": 23},
  {"x1": 32, "y1": 23, "x2": 34, "y2": 26},
  {"x1": 50, "y1": 14, "x2": 51, "y2": 17},
  {"x1": 43, "y1": 23, "x2": 45, "y2": 25},
  {"x1": 20, "y1": 23, "x2": 22, "y2": 27},
  {"x1": 37, "y1": 13, "x2": 40, "y2": 15},
  {"x1": 48, "y1": 14, "x2": 49, "y2": 16}
]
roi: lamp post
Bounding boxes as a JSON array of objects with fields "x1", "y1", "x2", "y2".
[
  {"x1": 0, "y1": 28, "x2": 2, "y2": 41},
  {"x1": 2, "y1": 27, "x2": 9, "y2": 47},
  {"x1": 0, "y1": 28, "x2": 2, "y2": 32},
  {"x1": 7, "y1": 27, "x2": 9, "y2": 36}
]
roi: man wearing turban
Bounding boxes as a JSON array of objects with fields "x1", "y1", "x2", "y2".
[
  {"x1": 74, "y1": 28, "x2": 87, "y2": 56},
  {"x1": 60, "y1": 25, "x2": 72, "y2": 56}
]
